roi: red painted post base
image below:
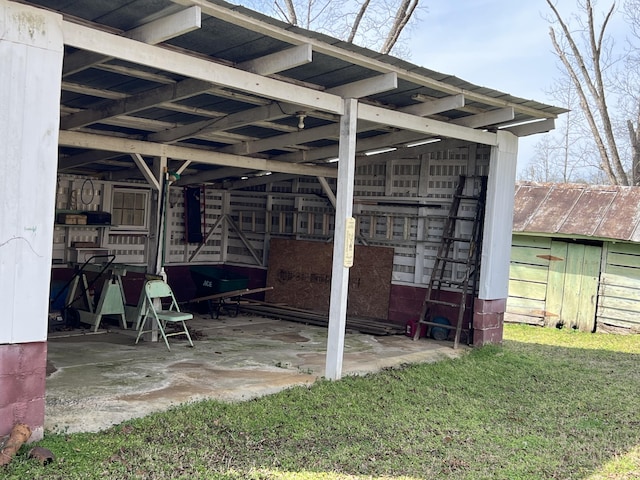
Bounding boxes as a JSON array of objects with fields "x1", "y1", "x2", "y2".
[
  {"x1": 473, "y1": 299, "x2": 506, "y2": 346},
  {"x1": 0, "y1": 342, "x2": 47, "y2": 442}
]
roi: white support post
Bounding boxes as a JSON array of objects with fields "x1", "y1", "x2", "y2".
[
  {"x1": 150, "y1": 157, "x2": 168, "y2": 276},
  {"x1": 325, "y1": 98, "x2": 358, "y2": 381},
  {"x1": 0, "y1": 2, "x2": 63, "y2": 344},
  {"x1": 0, "y1": 0, "x2": 63, "y2": 442},
  {"x1": 479, "y1": 130, "x2": 519, "y2": 299}
]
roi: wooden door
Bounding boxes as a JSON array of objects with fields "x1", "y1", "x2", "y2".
[{"x1": 545, "y1": 241, "x2": 602, "y2": 332}]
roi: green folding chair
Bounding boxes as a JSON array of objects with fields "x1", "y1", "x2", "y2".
[{"x1": 135, "y1": 280, "x2": 194, "y2": 351}]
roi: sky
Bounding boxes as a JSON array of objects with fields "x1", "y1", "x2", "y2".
[{"x1": 406, "y1": 0, "x2": 562, "y2": 175}]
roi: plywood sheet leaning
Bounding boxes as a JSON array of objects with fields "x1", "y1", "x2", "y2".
[{"x1": 265, "y1": 239, "x2": 394, "y2": 319}]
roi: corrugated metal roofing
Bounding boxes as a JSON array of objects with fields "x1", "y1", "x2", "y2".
[
  {"x1": 20, "y1": 0, "x2": 567, "y2": 185},
  {"x1": 513, "y1": 182, "x2": 640, "y2": 242}
]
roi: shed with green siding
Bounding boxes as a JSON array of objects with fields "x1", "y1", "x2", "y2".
[{"x1": 507, "y1": 182, "x2": 640, "y2": 333}]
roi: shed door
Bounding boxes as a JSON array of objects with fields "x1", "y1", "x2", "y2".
[{"x1": 545, "y1": 241, "x2": 602, "y2": 332}]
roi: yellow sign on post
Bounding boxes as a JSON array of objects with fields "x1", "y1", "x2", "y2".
[{"x1": 344, "y1": 217, "x2": 356, "y2": 268}]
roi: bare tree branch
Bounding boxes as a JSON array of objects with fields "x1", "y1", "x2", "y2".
[
  {"x1": 546, "y1": 0, "x2": 629, "y2": 185},
  {"x1": 348, "y1": 0, "x2": 371, "y2": 43},
  {"x1": 381, "y1": 0, "x2": 419, "y2": 55}
]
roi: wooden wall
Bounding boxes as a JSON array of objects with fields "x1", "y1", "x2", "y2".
[
  {"x1": 265, "y1": 239, "x2": 394, "y2": 319},
  {"x1": 598, "y1": 243, "x2": 640, "y2": 332},
  {"x1": 507, "y1": 234, "x2": 640, "y2": 333}
]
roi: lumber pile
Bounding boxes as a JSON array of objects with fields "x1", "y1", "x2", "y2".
[{"x1": 239, "y1": 301, "x2": 405, "y2": 336}]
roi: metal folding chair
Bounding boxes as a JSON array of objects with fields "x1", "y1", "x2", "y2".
[{"x1": 135, "y1": 280, "x2": 194, "y2": 351}]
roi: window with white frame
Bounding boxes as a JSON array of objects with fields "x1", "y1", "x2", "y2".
[{"x1": 112, "y1": 188, "x2": 149, "y2": 230}]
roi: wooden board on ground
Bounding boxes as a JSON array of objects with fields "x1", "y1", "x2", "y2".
[{"x1": 265, "y1": 239, "x2": 394, "y2": 319}]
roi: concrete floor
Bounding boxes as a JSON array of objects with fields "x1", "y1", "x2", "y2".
[{"x1": 45, "y1": 313, "x2": 466, "y2": 434}]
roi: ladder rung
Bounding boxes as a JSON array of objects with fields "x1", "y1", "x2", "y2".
[
  {"x1": 418, "y1": 321, "x2": 460, "y2": 330},
  {"x1": 449, "y1": 216, "x2": 475, "y2": 221},
  {"x1": 443, "y1": 236, "x2": 472, "y2": 242},
  {"x1": 435, "y1": 257, "x2": 471, "y2": 265},
  {"x1": 431, "y1": 279, "x2": 469, "y2": 288},
  {"x1": 423, "y1": 299, "x2": 462, "y2": 308},
  {"x1": 454, "y1": 194, "x2": 482, "y2": 200}
]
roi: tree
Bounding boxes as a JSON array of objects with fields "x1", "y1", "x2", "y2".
[
  {"x1": 239, "y1": 0, "x2": 423, "y2": 56},
  {"x1": 544, "y1": 0, "x2": 640, "y2": 185},
  {"x1": 622, "y1": 0, "x2": 640, "y2": 182}
]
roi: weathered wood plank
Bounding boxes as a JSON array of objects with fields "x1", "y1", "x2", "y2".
[
  {"x1": 606, "y1": 251, "x2": 640, "y2": 269},
  {"x1": 607, "y1": 242, "x2": 640, "y2": 255},
  {"x1": 598, "y1": 295, "x2": 640, "y2": 312},
  {"x1": 506, "y1": 304, "x2": 547, "y2": 317},
  {"x1": 599, "y1": 283, "x2": 640, "y2": 302},
  {"x1": 561, "y1": 243, "x2": 585, "y2": 329},
  {"x1": 545, "y1": 241, "x2": 567, "y2": 326},
  {"x1": 576, "y1": 244, "x2": 601, "y2": 332},
  {"x1": 511, "y1": 235, "x2": 552, "y2": 249},
  {"x1": 596, "y1": 308, "x2": 640, "y2": 327},
  {"x1": 504, "y1": 312, "x2": 545, "y2": 325},
  {"x1": 509, "y1": 279, "x2": 546, "y2": 300},
  {"x1": 601, "y1": 266, "x2": 640, "y2": 288},
  {"x1": 509, "y1": 263, "x2": 548, "y2": 283},
  {"x1": 507, "y1": 295, "x2": 546, "y2": 308},
  {"x1": 511, "y1": 245, "x2": 551, "y2": 267}
]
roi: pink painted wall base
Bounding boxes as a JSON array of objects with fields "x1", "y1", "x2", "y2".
[{"x1": 0, "y1": 342, "x2": 47, "y2": 442}]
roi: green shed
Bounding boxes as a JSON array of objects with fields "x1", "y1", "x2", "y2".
[{"x1": 507, "y1": 182, "x2": 640, "y2": 333}]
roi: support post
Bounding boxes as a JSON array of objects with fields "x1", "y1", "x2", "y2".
[
  {"x1": 476, "y1": 130, "x2": 519, "y2": 346},
  {"x1": 325, "y1": 99, "x2": 358, "y2": 380},
  {"x1": 0, "y1": 1, "x2": 64, "y2": 442}
]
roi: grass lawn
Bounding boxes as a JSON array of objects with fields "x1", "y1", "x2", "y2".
[{"x1": 4, "y1": 324, "x2": 639, "y2": 479}]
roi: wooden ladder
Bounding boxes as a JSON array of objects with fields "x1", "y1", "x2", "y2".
[{"x1": 413, "y1": 175, "x2": 487, "y2": 348}]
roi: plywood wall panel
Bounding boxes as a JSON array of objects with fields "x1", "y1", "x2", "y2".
[{"x1": 265, "y1": 239, "x2": 393, "y2": 319}]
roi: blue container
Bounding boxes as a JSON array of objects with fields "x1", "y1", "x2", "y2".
[
  {"x1": 430, "y1": 316, "x2": 451, "y2": 341},
  {"x1": 49, "y1": 281, "x2": 69, "y2": 311}
]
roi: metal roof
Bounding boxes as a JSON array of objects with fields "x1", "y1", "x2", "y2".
[
  {"x1": 20, "y1": 0, "x2": 566, "y2": 186},
  {"x1": 513, "y1": 182, "x2": 640, "y2": 242}
]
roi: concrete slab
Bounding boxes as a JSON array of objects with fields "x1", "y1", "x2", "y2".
[{"x1": 45, "y1": 314, "x2": 465, "y2": 433}]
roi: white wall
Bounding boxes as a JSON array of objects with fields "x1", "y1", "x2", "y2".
[{"x1": 0, "y1": 1, "x2": 64, "y2": 343}]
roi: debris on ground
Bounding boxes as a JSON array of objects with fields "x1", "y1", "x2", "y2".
[
  {"x1": 28, "y1": 446, "x2": 55, "y2": 465},
  {"x1": 0, "y1": 423, "x2": 31, "y2": 466}
]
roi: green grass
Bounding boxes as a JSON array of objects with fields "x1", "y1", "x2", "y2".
[{"x1": 4, "y1": 324, "x2": 640, "y2": 479}]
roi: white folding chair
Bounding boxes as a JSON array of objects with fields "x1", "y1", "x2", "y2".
[{"x1": 135, "y1": 280, "x2": 194, "y2": 351}]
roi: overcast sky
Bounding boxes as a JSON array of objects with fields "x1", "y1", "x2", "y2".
[{"x1": 407, "y1": 0, "x2": 561, "y2": 174}]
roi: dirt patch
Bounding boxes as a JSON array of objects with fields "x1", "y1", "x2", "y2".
[
  {"x1": 266, "y1": 333, "x2": 310, "y2": 343},
  {"x1": 46, "y1": 360, "x2": 57, "y2": 377}
]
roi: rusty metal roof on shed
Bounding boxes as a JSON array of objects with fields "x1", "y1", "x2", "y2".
[{"x1": 513, "y1": 182, "x2": 640, "y2": 242}]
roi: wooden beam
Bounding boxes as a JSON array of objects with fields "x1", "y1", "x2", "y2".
[
  {"x1": 62, "y1": 21, "x2": 344, "y2": 116},
  {"x1": 130, "y1": 153, "x2": 160, "y2": 190},
  {"x1": 221, "y1": 123, "x2": 341, "y2": 156},
  {"x1": 174, "y1": 166, "x2": 255, "y2": 185},
  {"x1": 238, "y1": 44, "x2": 312, "y2": 75},
  {"x1": 63, "y1": 7, "x2": 201, "y2": 77},
  {"x1": 453, "y1": 107, "x2": 514, "y2": 128},
  {"x1": 358, "y1": 103, "x2": 498, "y2": 146},
  {"x1": 503, "y1": 118, "x2": 555, "y2": 137},
  {"x1": 402, "y1": 94, "x2": 465, "y2": 116},
  {"x1": 126, "y1": 6, "x2": 201, "y2": 44},
  {"x1": 327, "y1": 72, "x2": 397, "y2": 99},
  {"x1": 61, "y1": 78, "x2": 212, "y2": 130},
  {"x1": 223, "y1": 172, "x2": 294, "y2": 189},
  {"x1": 317, "y1": 177, "x2": 336, "y2": 208},
  {"x1": 58, "y1": 130, "x2": 339, "y2": 178},
  {"x1": 148, "y1": 101, "x2": 295, "y2": 143}
]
